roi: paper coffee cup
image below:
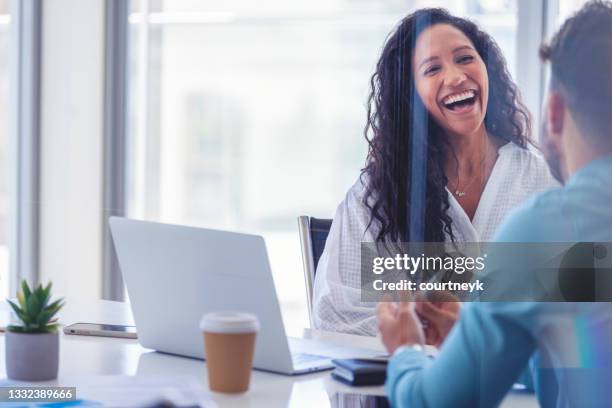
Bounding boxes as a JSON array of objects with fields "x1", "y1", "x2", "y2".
[{"x1": 200, "y1": 312, "x2": 260, "y2": 393}]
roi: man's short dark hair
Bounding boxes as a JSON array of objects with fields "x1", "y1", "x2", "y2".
[{"x1": 540, "y1": 0, "x2": 612, "y2": 146}]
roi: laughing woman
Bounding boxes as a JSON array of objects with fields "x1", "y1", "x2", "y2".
[{"x1": 312, "y1": 8, "x2": 558, "y2": 335}]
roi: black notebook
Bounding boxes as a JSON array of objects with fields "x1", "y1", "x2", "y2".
[{"x1": 331, "y1": 358, "x2": 388, "y2": 386}]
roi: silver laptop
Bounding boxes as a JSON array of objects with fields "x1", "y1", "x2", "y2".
[{"x1": 109, "y1": 217, "x2": 379, "y2": 375}]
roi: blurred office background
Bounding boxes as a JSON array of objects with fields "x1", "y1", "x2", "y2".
[{"x1": 0, "y1": 0, "x2": 592, "y2": 331}]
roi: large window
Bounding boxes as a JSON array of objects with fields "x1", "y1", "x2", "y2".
[
  {"x1": 0, "y1": 0, "x2": 10, "y2": 299},
  {"x1": 126, "y1": 0, "x2": 518, "y2": 330}
]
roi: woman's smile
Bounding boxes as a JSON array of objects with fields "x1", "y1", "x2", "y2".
[{"x1": 439, "y1": 88, "x2": 480, "y2": 116}]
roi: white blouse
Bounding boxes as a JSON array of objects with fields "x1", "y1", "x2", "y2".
[{"x1": 312, "y1": 142, "x2": 559, "y2": 335}]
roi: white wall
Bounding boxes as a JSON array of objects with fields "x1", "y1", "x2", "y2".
[{"x1": 39, "y1": 0, "x2": 105, "y2": 299}]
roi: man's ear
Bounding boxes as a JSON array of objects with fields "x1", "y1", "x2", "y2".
[{"x1": 546, "y1": 91, "x2": 565, "y2": 136}]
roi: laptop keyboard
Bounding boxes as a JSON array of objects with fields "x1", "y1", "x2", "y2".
[{"x1": 292, "y1": 352, "x2": 329, "y2": 365}]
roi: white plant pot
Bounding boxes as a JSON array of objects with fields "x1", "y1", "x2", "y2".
[{"x1": 5, "y1": 331, "x2": 59, "y2": 381}]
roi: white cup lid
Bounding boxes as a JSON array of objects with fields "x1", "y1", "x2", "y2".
[{"x1": 199, "y1": 312, "x2": 260, "y2": 334}]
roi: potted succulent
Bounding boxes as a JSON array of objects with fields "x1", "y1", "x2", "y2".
[{"x1": 5, "y1": 280, "x2": 64, "y2": 381}]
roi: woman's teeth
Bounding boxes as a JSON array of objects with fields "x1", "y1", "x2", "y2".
[{"x1": 443, "y1": 90, "x2": 476, "y2": 107}]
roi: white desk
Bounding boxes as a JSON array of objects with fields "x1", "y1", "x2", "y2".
[{"x1": 0, "y1": 299, "x2": 537, "y2": 407}]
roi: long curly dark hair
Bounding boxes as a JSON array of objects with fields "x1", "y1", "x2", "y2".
[{"x1": 362, "y1": 8, "x2": 531, "y2": 243}]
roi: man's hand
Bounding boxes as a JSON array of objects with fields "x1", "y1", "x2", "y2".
[
  {"x1": 376, "y1": 300, "x2": 425, "y2": 354},
  {"x1": 415, "y1": 297, "x2": 460, "y2": 348}
]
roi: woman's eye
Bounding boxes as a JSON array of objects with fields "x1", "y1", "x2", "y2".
[
  {"x1": 424, "y1": 65, "x2": 440, "y2": 76},
  {"x1": 457, "y1": 55, "x2": 474, "y2": 64}
]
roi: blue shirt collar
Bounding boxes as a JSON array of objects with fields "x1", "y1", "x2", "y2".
[{"x1": 567, "y1": 154, "x2": 612, "y2": 187}]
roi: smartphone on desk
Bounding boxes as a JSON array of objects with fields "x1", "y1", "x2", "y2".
[{"x1": 63, "y1": 322, "x2": 138, "y2": 339}]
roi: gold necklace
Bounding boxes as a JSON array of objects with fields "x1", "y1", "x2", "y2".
[{"x1": 452, "y1": 146, "x2": 490, "y2": 198}]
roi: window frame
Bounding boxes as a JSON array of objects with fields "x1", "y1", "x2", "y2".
[
  {"x1": 8, "y1": 0, "x2": 42, "y2": 294},
  {"x1": 102, "y1": 0, "x2": 129, "y2": 301}
]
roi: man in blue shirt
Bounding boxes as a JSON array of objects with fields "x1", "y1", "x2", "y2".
[{"x1": 377, "y1": 2, "x2": 612, "y2": 407}]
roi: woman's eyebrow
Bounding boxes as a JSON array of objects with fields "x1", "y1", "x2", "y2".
[{"x1": 453, "y1": 45, "x2": 474, "y2": 53}]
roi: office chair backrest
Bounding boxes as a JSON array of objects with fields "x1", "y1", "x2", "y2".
[{"x1": 297, "y1": 216, "x2": 332, "y2": 327}]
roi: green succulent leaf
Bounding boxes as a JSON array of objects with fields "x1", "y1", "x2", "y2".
[
  {"x1": 38, "y1": 309, "x2": 52, "y2": 325},
  {"x1": 16, "y1": 291, "x2": 26, "y2": 309},
  {"x1": 40, "y1": 282, "x2": 52, "y2": 308},
  {"x1": 38, "y1": 304, "x2": 62, "y2": 326},
  {"x1": 45, "y1": 298, "x2": 64, "y2": 313},
  {"x1": 25, "y1": 294, "x2": 42, "y2": 321},
  {"x1": 21, "y1": 280, "x2": 31, "y2": 299},
  {"x1": 34, "y1": 285, "x2": 43, "y2": 303},
  {"x1": 7, "y1": 299, "x2": 28, "y2": 323},
  {"x1": 7, "y1": 299, "x2": 22, "y2": 314}
]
